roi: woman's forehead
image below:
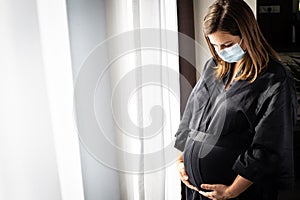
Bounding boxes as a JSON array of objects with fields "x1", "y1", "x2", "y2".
[{"x1": 208, "y1": 31, "x2": 240, "y2": 44}]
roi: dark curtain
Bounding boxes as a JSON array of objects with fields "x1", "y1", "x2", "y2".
[{"x1": 177, "y1": 0, "x2": 197, "y2": 199}]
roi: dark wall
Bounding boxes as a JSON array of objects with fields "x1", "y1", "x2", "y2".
[{"x1": 257, "y1": 0, "x2": 300, "y2": 52}]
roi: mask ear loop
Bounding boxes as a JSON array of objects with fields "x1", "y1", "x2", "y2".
[
  {"x1": 239, "y1": 38, "x2": 248, "y2": 54},
  {"x1": 235, "y1": 38, "x2": 247, "y2": 80},
  {"x1": 239, "y1": 38, "x2": 243, "y2": 45}
]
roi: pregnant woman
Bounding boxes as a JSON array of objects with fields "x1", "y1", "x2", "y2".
[{"x1": 174, "y1": 0, "x2": 297, "y2": 199}]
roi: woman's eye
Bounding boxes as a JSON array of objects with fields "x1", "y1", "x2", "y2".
[
  {"x1": 212, "y1": 43, "x2": 233, "y2": 50},
  {"x1": 224, "y1": 43, "x2": 233, "y2": 47}
]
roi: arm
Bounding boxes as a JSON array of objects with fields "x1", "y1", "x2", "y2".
[
  {"x1": 226, "y1": 175, "x2": 253, "y2": 198},
  {"x1": 233, "y1": 75, "x2": 297, "y2": 188}
]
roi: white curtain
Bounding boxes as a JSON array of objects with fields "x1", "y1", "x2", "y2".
[
  {"x1": 0, "y1": 0, "x2": 84, "y2": 200},
  {"x1": 74, "y1": 0, "x2": 181, "y2": 199},
  {"x1": 106, "y1": 1, "x2": 181, "y2": 199}
]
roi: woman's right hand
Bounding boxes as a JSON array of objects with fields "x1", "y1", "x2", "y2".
[{"x1": 177, "y1": 153, "x2": 199, "y2": 192}]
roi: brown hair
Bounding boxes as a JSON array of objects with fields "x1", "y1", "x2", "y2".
[{"x1": 203, "y1": 0, "x2": 280, "y2": 82}]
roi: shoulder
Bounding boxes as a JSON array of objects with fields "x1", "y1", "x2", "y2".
[
  {"x1": 264, "y1": 56, "x2": 294, "y2": 83},
  {"x1": 203, "y1": 57, "x2": 218, "y2": 74},
  {"x1": 256, "y1": 56, "x2": 297, "y2": 107},
  {"x1": 200, "y1": 57, "x2": 218, "y2": 83},
  {"x1": 258, "y1": 56, "x2": 295, "y2": 91},
  {"x1": 191, "y1": 57, "x2": 218, "y2": 94}
]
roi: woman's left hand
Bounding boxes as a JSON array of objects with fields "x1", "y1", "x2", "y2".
[{"x1": 198, "y1": 184, "x2": 231, "y2": 200}]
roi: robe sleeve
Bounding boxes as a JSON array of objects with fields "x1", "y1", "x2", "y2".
[{"x1": 233, "y1": 74, "x2": 298, "y2": 189}]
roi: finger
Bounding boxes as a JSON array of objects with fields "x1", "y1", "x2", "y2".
[
  {"x1": 187, "y1": 184, "x2": 200, "y2": 192},
  {"x1": 199, "y1": 190, "x2": 215, "y2": 199},
  {"x1": 182, "y1": 180, "x2": 199, "y2": 191},
  {"x1": 201, "y1": 184, "x2": 216, "y2": 190}
]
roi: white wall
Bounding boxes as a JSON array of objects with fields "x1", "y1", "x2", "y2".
[
  {"x1": 66, "y1": 0, "x2": 121, "y2": 199},
  {"x1": 0, "y1": 0, "x2": 62, "y2": 199},
  {"x1": 194, "y1": 0, "x2": 256, "y2": 78}
]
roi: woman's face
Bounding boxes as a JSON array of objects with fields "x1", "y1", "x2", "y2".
[{"x1": 207, "y1": 31, "x2": 245, "y2": 52}]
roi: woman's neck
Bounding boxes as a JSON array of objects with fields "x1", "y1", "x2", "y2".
[{"x1": 224, "y1": 63, "x2": 241, "y2": 91}]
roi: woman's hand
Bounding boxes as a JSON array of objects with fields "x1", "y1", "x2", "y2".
[
  {"x1": 199, "y1": 184, "x2": 231, "y2": 200},
  {"x1": 176, "y1": 153, "x2": 199, "y2": 192},
  {"x1": 199, "y1": 175, "x2": 253, "y2": 200}
]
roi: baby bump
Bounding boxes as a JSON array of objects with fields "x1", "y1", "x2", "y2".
[{"x1": 183, "y1": 138, "x2": 240, "y2": 187}]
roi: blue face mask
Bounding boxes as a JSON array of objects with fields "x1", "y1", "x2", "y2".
[{"x1": 215, "y1": 39, "x2": 246, "y2": 63}]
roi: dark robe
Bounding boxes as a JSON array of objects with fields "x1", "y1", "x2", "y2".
[{"x1": 174, "y1": 57, "x2": 298, "y2": 200}]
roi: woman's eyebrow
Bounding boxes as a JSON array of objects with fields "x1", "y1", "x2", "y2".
[{"x1": 211, "y1": 40, "x2": 232, "y2": 46}]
